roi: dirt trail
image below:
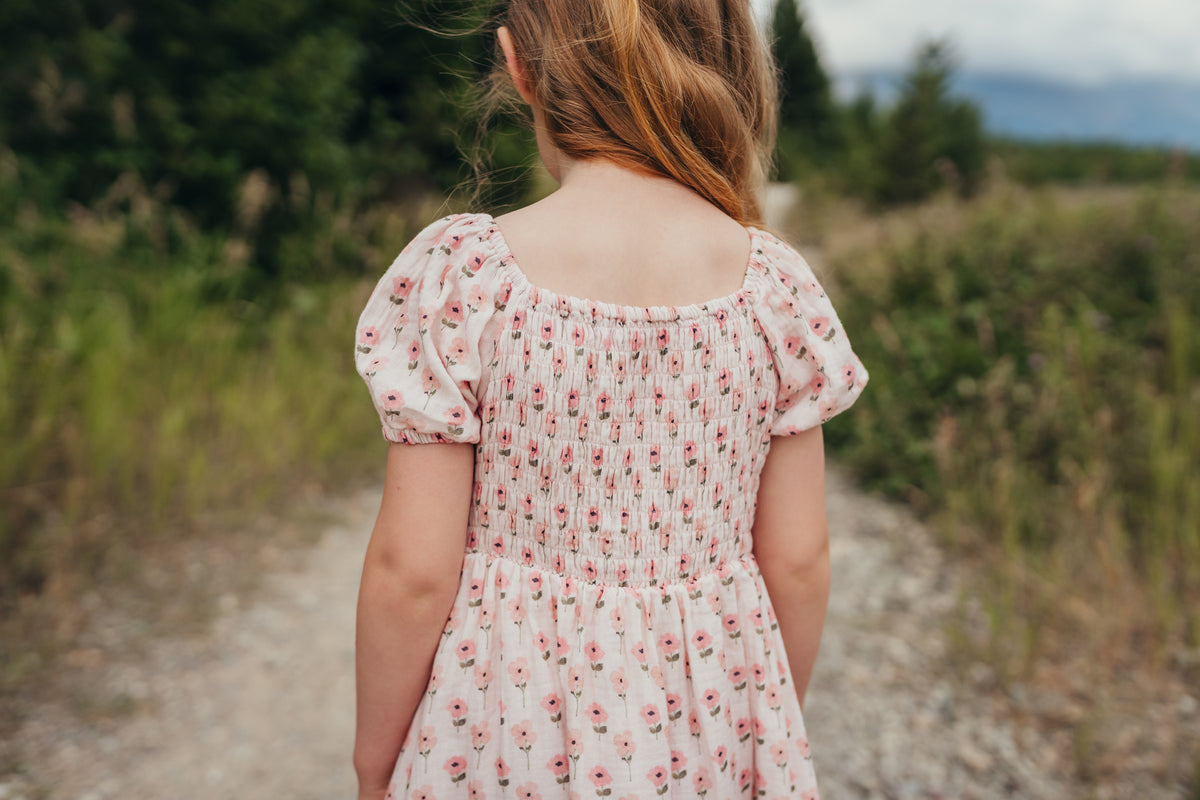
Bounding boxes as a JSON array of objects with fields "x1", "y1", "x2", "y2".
[{"x1": 2, "y1": 188, "x2": 1087, "y2": 799}]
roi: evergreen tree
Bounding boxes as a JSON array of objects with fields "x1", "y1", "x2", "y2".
[
  {"x1": 769, "y1": 0, "x2": 839, "y2": 176},
  {"x1": 872, "y1": 40, "x2": 986, "y2": 206}
]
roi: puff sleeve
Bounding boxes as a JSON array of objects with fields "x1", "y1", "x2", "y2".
[
  {"x1": 353, "y1": 214, "x2": 502, "y2": 444},
  {"x1": 755, "y1": 232, "x2": 869, "y2": 435}
]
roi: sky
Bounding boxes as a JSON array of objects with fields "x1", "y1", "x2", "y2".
[{"x1": 792, "y1": 0, "x2": 1200, "y2": 86}]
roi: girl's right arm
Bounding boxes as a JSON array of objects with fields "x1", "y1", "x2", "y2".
[
  {"x1": 750, "y1": 425, "x2": 831, "y2": 708},
  {"x1": 353, "y1": 441, "x2": 475, "y2": 799}
]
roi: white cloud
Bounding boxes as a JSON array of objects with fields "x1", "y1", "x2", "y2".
[{"x1": 793, "y1": 0, "x2": 1200, "y2": 85}]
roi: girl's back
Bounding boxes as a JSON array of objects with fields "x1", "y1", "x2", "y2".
[{"x1": 351, "y1": 2, "x2": 870, "y2": 798}]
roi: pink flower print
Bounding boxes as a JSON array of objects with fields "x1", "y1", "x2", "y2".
[
  {"x1": 511, "y1": 720, "x2": 536, "y2": 769},
  {"x1": 510, "y1": 310, "x2": 525, "y2": 340},
  {"x1": 466, "y1": 282, "x2": 486, "y2": 311},
  {"x1": 751, "y1": 606, "x2": 765, "y2": 633},
  {"x1": 716, "y1": 367, "x2": 732, "y2": 395},
  {"x1": 456, "y1": 639, "x2": 476, "y2": 669},
  {"x1": 576, "y1": 415, "x2": 589, "y2": 440},
  {"x1": 666, "y1": 411, "x2": 679, "y2": 439},
  {"x1": 693, "y1": 767, "x2": 713, "y2": 796},
  {"x1": 467, "y1": 779, "x2": 485, "y2": 799},
  {"x1": 588, "y1": 765, "x2": 613, "y2": 794},
  {"x1": 668, "y1": 350, "x2": 684, "y2": 377},
  {"x1": 752, "y1": 662, "x2": 767, "y2": 690},
  {"x1": 683, "y1": 440, "x2": 699, "y2": 468},
  {"x1": 688, "y1": 708, "x2": 702, "y2": 736},
  {"x1": 447, "y1": 697, "x2": 468, "y2": 729},
  {"x1": 590, "y1": 447, "x2": 604, "y2": 476},
  {"x1": 802, "y1": 791, "x2": 819, "y2": 800},
  {"x1": 753, "y1": 715, "x2": 768, "y2": 742},
  {"x1": 362, "y1": 357, "x2": 386, "y2": 379},
  {"x1": 647, "y1": 764, "x2": 669, "y2": 794},
  {"x1": 807, "y1": 371, "x2": 826, "y2": 400},
  {"x1": 712, "y1": 744, "x2": 729, "y2": 771},
  {"x1": 495, "y1": 756, "x2": 510, "y2": 788},
  {"x1": 613, "y1": 729, "x2": 637, "y2": 778},
  {"x1": 357, "y1": 326, "x2": 380, "y2": 353},
  {"x1": 798, "y1": 735, "x2": 812, "y2": 758},
  {"x1": 809, "y1": 315, "x2": 832, "y2": 339},
  {"x1": 631, "y1": 640, "x2": 648, "y2": 667},
  {"x1": 428, "y1": 664, "x2": 443, "y2": 693},
  {"x1": 727, "y1": 665, "x2": 747, "y2": 690},
  {"x1": 572, "y1": 323, "x2": 587, "y2": 350},
  {"x1": 545, "y1": 752, "x2": 570, "y2": 785},
  {"x1": 629, "y1": 329, "x2": 645, "y2": 355},
  {"x1": 665, "y1": 692, "x2": 683, "y2": 721},
  {"x1": 417, "y1": 726, "x2": 437, "y2": 771},
  {"x1": 736, "y1": 716, "x2": 753, "y2": 744},
  {"x1": 443, "y1": 405, "x2": 468, "y2": 437},
  {"x1": 475, "y1": 663, "x2": 493, "y2": 702},
  {"x1": 686, "y1": 381, "x2": 701, "y2": 409},
  {"x1": 539, "y1": 317, "x2": 555, "y2": 343},
  {"x1": 417, "y1": 304, "x2": 435, "y2": 335},
  {"x1": 410, "y1": 786, "x2": 434, "y2": 800},
  {"x1": 641, "y1": 703, "x2": 663, "y2": 736},
  {"x1": 671, "y1": 749, "x2": 688, "y2": 780},
  {"x1": 514, "y1": 784, "x2": 541, "y2": 800},
  {"x1": 700, "y1": 341, "x2": 715, "y2": 368},
  {"x1": 842, "y1": 361, "x2": 857, "y2": 387},
  {"x1": 567, "y1": 665, "x2": 584, "y2": 710},
  {"x1": 390, "y1": 275, "x2": 415, "y2": 302},
  {"x1": 470, "y1": 721, "x2": 491, "y2": 767},
  {"x1": 541, "y1": 691, "x2": 563, "y2": 723},
  {"x1": 783, "y1": 334, "x2": 806, "y2": 358},
  {"x1": 530, "y1": 381, "x2": 545, "y2": 411},
  {"x1": 379, "y1": 389, "x2": 404, "y2": 416},
  {"x1": 446, "y1": 337, "x2": 468, "y2": 366},
  {"x1": 701, "y1": 686, "x2": 722, "y2": 717},
  {"x1": 508, "y1": 658, "x2": 530, "y2": 706},
  {"x1": 440, "y1": 299, "x2": 464, "y2": 330},
  {"x1": 585, "y1": 640, "x2": 605, "y2": 671},
  {"x1": 586, "y1": 701, "x2": 609, "y2": 735},
  {"x1": 738, "y1": 767, "x2": 752, "y2": 793},
  {"x1": 582, "y1": 559, "x2": 598, "y2": 581},
  {"x1": 655, "y1": 327, "x2": 670, "y2": 355},
  {"x1": 647, "y1": 501, "x2": 661, "y2": 532},
  {"x1": 586, "y1": 351, "x2": 598, "y2": 383},
  {"x1": 595, "y1": 390, "x2": 612, "y2": 420},
  {"x1": 566, "y1": 388, "x2": 581, "y2": 416}
]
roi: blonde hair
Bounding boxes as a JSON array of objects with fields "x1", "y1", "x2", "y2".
[{"x1": 493, "y1": 0, "x2": 779, "y2": 226}]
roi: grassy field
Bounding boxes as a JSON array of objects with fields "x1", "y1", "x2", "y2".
[
  {"x1": 0, "y1": 188, "x2": 443, "y2": 691},
  {"x1": 808, "y1": 182, "x2": 1199, "y2": 680}
]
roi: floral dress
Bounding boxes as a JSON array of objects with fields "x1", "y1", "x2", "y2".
[{"x1": 354, "y1": 212, "x2": 868, "y2": 800}]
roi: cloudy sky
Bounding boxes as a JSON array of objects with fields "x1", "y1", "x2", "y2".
[{"x1": 795, "y1": 0, "x2": 1200, "y2": 85}]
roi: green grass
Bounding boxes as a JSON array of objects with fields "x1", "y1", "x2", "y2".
[
  {"x1": 822, "y1": 184, "x2": 1200, "y2": 673},
  {"x1": 0, "y1": 195, "x2": 427, "y2": 687}
]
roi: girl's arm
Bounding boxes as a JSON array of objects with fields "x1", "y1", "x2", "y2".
[
  {"x1": 751, "y1": 425, "x2": 831, "y2": 708},
  {"x1": 353, "y1": 441, "x2": 475, "y2": 799}
]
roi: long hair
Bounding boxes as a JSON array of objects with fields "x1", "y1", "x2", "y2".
[{"x1": 491, "y1": 0, "x2": 779, "y2": 226}]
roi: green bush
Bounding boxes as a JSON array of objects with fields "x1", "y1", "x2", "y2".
[{"x1": 824, "y1": 186, "x2": 1200, "y2": 656}]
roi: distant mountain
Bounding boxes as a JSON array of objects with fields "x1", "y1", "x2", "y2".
[{"x1": 838, "y1": 72, "x2": 1200, "y2": 150}]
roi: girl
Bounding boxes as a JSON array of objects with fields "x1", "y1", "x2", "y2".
[{"x1": 352, "y1": 0, "x2": 868, "y2": 797}]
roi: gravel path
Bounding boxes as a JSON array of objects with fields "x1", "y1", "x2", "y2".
[{"x1": 3, "y1": 469, "x2": 1086, "y2": 799}]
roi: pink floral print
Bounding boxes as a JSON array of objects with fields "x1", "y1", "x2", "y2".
[{"x1": 356, "y1": 213, "x2": 868, "y2": 798}]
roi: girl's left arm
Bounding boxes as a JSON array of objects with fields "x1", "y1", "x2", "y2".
[{"x1": 353, "y1": 441, "x2": 475, "y2": 799}]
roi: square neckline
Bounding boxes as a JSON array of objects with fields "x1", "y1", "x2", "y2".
[{"x1": 480, "y1": 212, "x2": 764, "y2": 323}]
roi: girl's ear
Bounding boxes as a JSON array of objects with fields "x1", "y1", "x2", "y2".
[{"x1": 497, "y1": 26, "x2": 536, "y2": 106}]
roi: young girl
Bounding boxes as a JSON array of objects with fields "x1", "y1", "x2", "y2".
[{"x1": 352, "y1": 0, "x2": 867, "y2": 797}]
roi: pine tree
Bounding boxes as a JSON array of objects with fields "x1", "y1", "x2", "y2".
[
  {"x1": 770, "y1": 0, "x2": 839, "y2": 176},
  {"x1": 872, "y1": 39, "x2": 986, "y2": 205}
]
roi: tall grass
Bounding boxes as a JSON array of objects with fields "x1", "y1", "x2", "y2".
[
  {"x1": 823, "y1": 185, "x2": 1200, "y2": 674},
  {"x1": 0, "y1": 185, "x2": 427, "y2": 683}
]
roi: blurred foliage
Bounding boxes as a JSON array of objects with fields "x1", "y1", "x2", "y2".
[
  {"x1": 769, "y1": 0, "x2": 840, "y2": 180},
  {"x1": 770, "y1": 4, "x2": 987, "y2": 207},
  {"x1": 824, "y1": 186, "x2": 1200, "y2": 661},
  {"x1": 0, "y1": 0, "x2": 534, "y2": 280},
  {"x1": 992, "y1": 138, "x2": 1200, "y2": 185},
  {"x1": 0, "y1": 184, "x2": 420, "y2": 661}
]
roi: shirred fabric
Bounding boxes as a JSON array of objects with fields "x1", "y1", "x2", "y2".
[{"x1": 353, "y1": 212, "x2": 867, "y2": 799}]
